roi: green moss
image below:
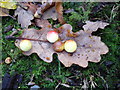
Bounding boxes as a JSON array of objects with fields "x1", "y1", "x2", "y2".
[{"x1": 1, "y1": 2, "x2": 120, "y2": 89}]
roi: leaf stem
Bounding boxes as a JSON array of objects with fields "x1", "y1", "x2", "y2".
[{"x1": 5, "y1": 36, "x2": 47, "y2": 42}]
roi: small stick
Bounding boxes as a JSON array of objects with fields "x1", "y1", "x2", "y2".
[
  {"x1": 8, "y1": 14, "x2": 16, "y2": 20},
  {"x1": 5, "y1": 36, "x2": 47, "y2": 42},
  {"x1": 2, "y1": 10, "x2": 16, "y2": 20}
]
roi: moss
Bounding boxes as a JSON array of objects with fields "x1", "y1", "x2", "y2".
[{"x1": 1, "y1": 2, "x2": 120, "y2": 89}]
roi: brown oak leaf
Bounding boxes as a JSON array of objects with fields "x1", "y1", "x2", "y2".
[
  {"x1": 42, "y1": 0, "x2": 53, "y2": 5},
  {"x1": 55, "y1": 24, "x2": 108, "y2": 67},
  {"x1": 36, "y1": 1, "x2": 65, "y2": 24},
  {"x1": 55, "y1": 2, "x2": 65, "y2": 24},
  {"x1": 37, "y1": 2, "x2": 55, "y2": 14},
  {"x1": 42, "y1": 6, "x2": 58, "y2": 20},
  {"x1": 15, "y1": 20, "x2": 109, "y2": 68},
  {"x1": 35, "y1": 19, "x2": 52, "y2": 28},
  {"x1": 15, "y1": 6, "x2": 34, "y2": 28},
  {"x1": 15, "y1": 19, "x2": 54, "y2": 63},
  {"x1": 23, "y1": 2, "x2": 38, "y2": 14},
  {"x1": 83, "y1": 21, "x2": 109, "y2": 33}
]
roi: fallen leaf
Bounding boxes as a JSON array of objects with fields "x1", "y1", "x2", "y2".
[
  {"x1": 0, "y1": 7, "x2": 9, "y2": 16},
  {"x1": 15, "y1": 6, "x2": 34, "y2": 28},
  {"x1": 55, "y1": 2, "x2": 65, "y2": 24},
  {"x1": 0, "y1": 0, "x2": 17, "y2": 9},
  {"x1": 15, "y1": 19, "x2": 54, "y2": 63},
  {"x1": 63, "y1": 38, "x2": 107, "y2": 67},
  {"x1": 56, "y1": 24, "x2": 108, "y2": 67},
  {"x1": 23, "y1": 2, "x2": 38, "y2": 14},
  {"x1": 83, "y1": 21, "x2": 109, "y2": 33},
  {"x1": 35, "y1": 19, "x2": 52, "y2": 28},
  {"x1": 36, "y1": 2, "x2": 55, "y2": 15},
  {"x1": 42, "y1": 0, "x2": 53, "y2": 5},
  {"x1": 15, "y1": 20, "x2": 109, "y2": 68},
  {"x1": 36, "y1": 1, "x2": 65, "y2": 24},
  {"x1": 42, "y1": 6, "x2": 58, "y2": 20}
]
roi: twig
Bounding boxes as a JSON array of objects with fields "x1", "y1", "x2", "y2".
[
  {"x1": 8, "y1": 14, "x2": 16, "y2": 20},
  {"x1": 55, "y1": 83, "x2": 61, "y2": 90},
  {"x1": 2, "y1": 10, "x2": 16, "y2": 20}
]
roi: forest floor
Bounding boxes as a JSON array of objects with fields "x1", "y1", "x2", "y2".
[{"x1": 1, "y1": 2, "x2": 120, "y2": 89}]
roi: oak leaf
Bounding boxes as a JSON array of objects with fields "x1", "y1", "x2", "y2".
[
  {"x1": 42, "y1": 6, "x2": 58, "y2": 20},
  {"x1": 42, "y1": 0, "x2": 53, "y2": 5},
  {"x1": 83, "y1": 21, "x2": 109, "y2": 33},
  {"x1": 15, "y1": 20, "x2": 109, "y2": 68},
  {"x1": 36, "y1": 1, "x2": 65, "y2": 24},
  {"x1": 23, "y1": 2, "x2": 38, "y2": 14},
  {"x1": 15, "y1": 6, "x2": 34, "y2": 28},
  {"x1": 55, "y1": 2, "x2": 65, "y2": 24},
  {"x1": 15, "y1": 3, "x2": 38, "y2": 28}
]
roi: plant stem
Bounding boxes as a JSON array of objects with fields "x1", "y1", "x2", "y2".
[
  {"x1": 5, "y1": 36, "x2": 47, "y2": 42},
  {"x1": 58, "y1": 59, "x2": 61, "y2": 75}
]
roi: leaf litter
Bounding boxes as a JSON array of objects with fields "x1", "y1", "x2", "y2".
[
  {"x1": 15, "y1": 19, "x2": 109, "y2": 68},
  {"x1": 15, "y1": 5, "x2": 34, "y2": 28},
  {"x1": 14, "y1": 2, "x2": 65, "y2": 28}
]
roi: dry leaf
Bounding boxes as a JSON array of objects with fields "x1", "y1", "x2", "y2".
[
  {"x1": 15, "y1": 3, "x2": 38, "y2": 28},
  {"x1": 36, "y1": 2, "x2": 55, "y2": 15},
  {"x1": 0, "y1": 7, "x2": 9, "y2": 16},
  {"x1": 42, "y1": 6, "x2": 58, "y2": 20},
  {"x1": 36, "y1": 1, "x2": 65, "y2": 24},
  {"x1": 35, "y1": 19, "x2": 52, "y2": 28},
  {"x1": 15, "y1": 28, "x2": 54, "y2": 62},
  {"x1": 42, "y1": 0, "x2": 53, "y2": 5},
  {"x1": 15, "y1": 19, "x2": 54, "y2": 63},
  {"x1": 0, "y1": 0, "x2": 16, "y2": 9},
  {"x1": 83, "y1": 21, "x2": 109, "y2": 33},
  {"x1": 23, "y1": 2, "x2": 38, "y2": 14},
  {"x1": 15, "y1": 6, "x2": 34, "y2": 28},
  {"x1": 15, "y1": 20, "x2": 109, "y2": 68},
  {"x1": 56, "y1": 24, "x2": 108, "y2": 67},
  {"x1": 55, "y1": 2, "x2": 65, "y2": 24}
]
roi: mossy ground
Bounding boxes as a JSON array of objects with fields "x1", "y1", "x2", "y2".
[{"x1": 1, "y1": 2, "x2": 120, "y2": 89}]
